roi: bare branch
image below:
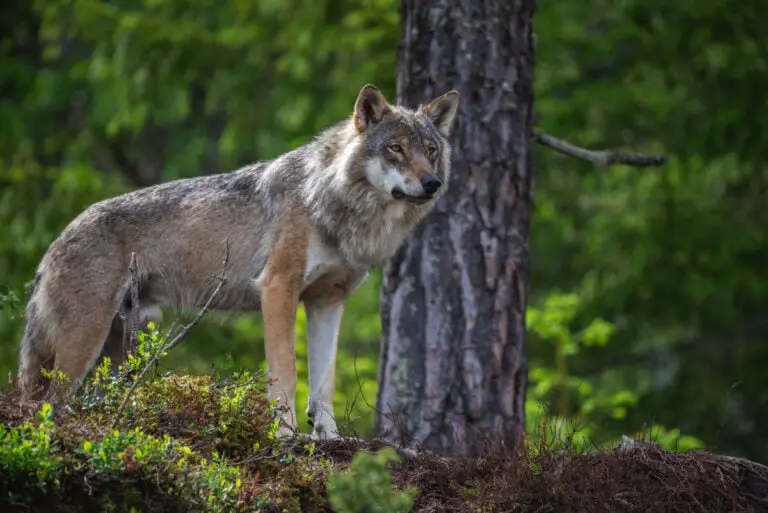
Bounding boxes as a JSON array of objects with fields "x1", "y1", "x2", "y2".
[
  {"x1": 352, "y1": 351, "x2": 424, "y2": 458},
  {"x1": 111, "y1": 240, "x2": 230, "y2": 430},
  {"x1": 123, "y1": 252, "x2": 140, "y2": 359},
  {"x1": 535, "y1": 131, "x2": 668, "y2": 168}
]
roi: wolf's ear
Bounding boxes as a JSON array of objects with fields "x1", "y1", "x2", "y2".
[
  {"x1": 354, "y1": 84, "x2": 390, "y2": 133},
  {"x1": 422, "y1": 91, "x2": 460, "y2": 137}
]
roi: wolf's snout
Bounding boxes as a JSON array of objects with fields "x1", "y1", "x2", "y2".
[{"x1": 420, "y1": 175, "x2": 442, "y2": 195}]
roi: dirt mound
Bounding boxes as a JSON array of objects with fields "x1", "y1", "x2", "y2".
[{"x1": 1, "y1": 386, "x2": 767, "y2": 513}]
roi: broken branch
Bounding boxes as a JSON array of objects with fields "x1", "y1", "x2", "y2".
[
  {"x1": 535, "y1": 131, "x2": 668, "y2": 168},
  {"x1": 123, "y1": 252, "x2": 140, "y2": 359}
]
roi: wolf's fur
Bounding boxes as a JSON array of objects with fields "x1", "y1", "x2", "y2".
[{"x1": 17, "y1": 84, "x2": 459, "y2": 439}]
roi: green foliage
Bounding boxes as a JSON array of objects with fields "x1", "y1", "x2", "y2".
[
  {"x1": 0, "y1": 315, "x2": 743, "y2": 512},
  {"x1": 77, "y1": 325, "x2": 280, "y2": 459},
  {"x1": 327, "y1": 448, "x2": 416, "y2": 513},
  {"x1": 0, "y1": 403, "x2": 62, "y2": 497},
  {"x1": 0, "y1": 319, "x2": 333, "y2": 511},
  {"x1": 194, "y1": 452, "x2": 243, "y2": 513},
  {"x1": 77, "y1": 428, "x2": 177, "y2": 475},
  {"x1": 632, "y1": 425, "x2": 707, "y2": 453},
  {"x1": 526, "y1": 292, "x2": 704, "y2": 453},
  {"x1": 74, "y1": 427, "x2": 244, "y2": 511},
  {"x1": 0, "y1": 321, "x2": 408, "y2": 512},
  {"x1": 77, "y1": 321, "x2": 165, "y2": 415},
  {"x1": 533, "y1": 0, "x2": 768, "y2": 462},
  {"x1": 78, "y1": 423, "x2": 246, "y2": 512},
  {"x1": 0, "y1": 287, "x2": 23, "y2": 322}
]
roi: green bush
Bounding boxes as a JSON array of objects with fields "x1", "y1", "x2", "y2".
[
  {"x1": 526, "y1": 292, "x2": 705, "y2": 453},
  {"x1": 0, "y1": 403, "x2": 62, "y2": 498},
  {"x1": 327, "y1": 448, "x2": 416, "y2": 513}
]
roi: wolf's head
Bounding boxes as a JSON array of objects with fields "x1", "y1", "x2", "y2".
[{"x1": 352, "y1": 84, "x2": 460, "y2": 205}]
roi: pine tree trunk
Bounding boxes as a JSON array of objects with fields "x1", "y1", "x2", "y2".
[{"x1": 374, "y1": 0, "x2": 536, "y2": 457}]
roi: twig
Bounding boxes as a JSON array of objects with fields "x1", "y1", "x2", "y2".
[
  {"x1": 535, "y1": 131, "x2": 668, "y2": 168},
  {"x1": 125, "y1": 253, "x2": 141, "y2": 358},
  {"x1": 124, "y1": 252, "x2": 140, "y2": 359},
  {"x1": 150, "y1": 317, "x2": 181, "y2": 379},
  {"x1": 111, "y1": 240, "x2": 230, "y2": 430}
]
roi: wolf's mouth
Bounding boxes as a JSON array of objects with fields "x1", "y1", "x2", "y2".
[{"x1": 391, "y1": 188, "x2": 433, "y2": 204}]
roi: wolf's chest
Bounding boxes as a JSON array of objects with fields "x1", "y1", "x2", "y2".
[
  {"x1": 302, "y1": 233, "x2": 369, "y2": 295},
  {"x1": 304, "y1": 239, "x2": 344, "y2": 286}
]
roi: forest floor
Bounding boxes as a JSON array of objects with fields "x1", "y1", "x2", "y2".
[{"x1": 1, "y1": 369, "x2": 767, "y2": 513}]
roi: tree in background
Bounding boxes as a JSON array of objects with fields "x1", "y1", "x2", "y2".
[{"x1": 375, "y1": 0, "x2": 535, "y2": 457}]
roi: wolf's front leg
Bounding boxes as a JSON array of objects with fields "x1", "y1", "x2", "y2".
[
  {"x1": 261, "y1": 277, "x2": 300, "y2": 439},
  {"x1": 304, "y1": 296, "x2": 345, "y2": 440}
]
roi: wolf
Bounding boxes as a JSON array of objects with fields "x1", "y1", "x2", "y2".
[{"x1": 17, "y1": 84, "x2": 460, "y2": 439}]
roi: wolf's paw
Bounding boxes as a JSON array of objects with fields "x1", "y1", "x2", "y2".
[
  {"x1": 306, "y1": 400, "x2": 339, "y2": 441},
  {"x1": 311, "y1": 423, "x2": 340, "y2": 441}
]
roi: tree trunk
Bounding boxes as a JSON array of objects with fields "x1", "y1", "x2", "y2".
[{"x1": 374, "y1": 0, "x2": 536, "y2": 458}]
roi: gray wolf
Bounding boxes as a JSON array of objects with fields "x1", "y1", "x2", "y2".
[{"x1": 17, "y1": 84, "x2": 460, "y2": 439}]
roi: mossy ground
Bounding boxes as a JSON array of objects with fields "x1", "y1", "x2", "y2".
[
  {"x1": 1, "y1": 328, "x2": 767, "y2": 512},
  {"x1": 0, "y1": 372, "x2": 326, "y2": 512},
  {"x1": 2, "y1": 370, "x2": 768, "y2": 513}
]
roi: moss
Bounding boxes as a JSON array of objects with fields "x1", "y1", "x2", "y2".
[
  {"x1": 0, "y1": 362, "x2": 347, "y2": 513},
  {"x1": 120, "y1": 373, "x2": 276, "y2": 457}
]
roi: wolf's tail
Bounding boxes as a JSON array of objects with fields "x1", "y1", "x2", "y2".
[{"x1": 17, "y1": 274, "x2": 54, "y2": 398}]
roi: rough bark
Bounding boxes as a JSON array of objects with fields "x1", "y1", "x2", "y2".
[{"x1": 374, "y1": 0, "x2": 536, "y2": 457}]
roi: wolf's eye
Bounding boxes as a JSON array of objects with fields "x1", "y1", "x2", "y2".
[
  {"x1": 426, "y1": 144, "x2": 437, "y2": 157},
  {"x1": 388, "y1": 143, "x2": 403, "y2": 153}
]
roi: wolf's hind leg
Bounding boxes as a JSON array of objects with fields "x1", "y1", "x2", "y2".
[
  {"x1": 42, "y1": 278, "x2": 124, "y2": 399},
  {"x1": 50, "y1": 313, "x2": 116, "y2": 399},
  {"x1": 18, "y1": 294, "x2": 55, "y2": 400}
]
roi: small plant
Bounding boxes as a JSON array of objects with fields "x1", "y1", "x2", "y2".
[
  {"x1": 77, "y1": 321, "x2": 165, "y2": 415},
  {"x1": 326, "y1": 448, "x2": 416, "y2": 513},
  {"x1": 0, "y1": 403, "x2": 63, "y2": 497},
  {"x1": 191, "y1": 451, "x2": 243, "y2": 513},
  {"x1": 75, "y1": 317, "x2": 280, "y2": 455},
  {"x1": 77, "y1": 427, "x2": 178, "y2": 475},
  {"x1": 76, "y1": 427, "x2": 243, "y2": 512},
  {"x1": 39, "y1": 367, "x2": 71, "y2": 393},
  {"x1": 119, "y1": 372, "x2": 278, "y2": 456}
]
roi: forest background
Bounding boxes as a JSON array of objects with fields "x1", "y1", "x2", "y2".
[{"x1": 1, "y1": 0, "x2": 766, "y2": 462}]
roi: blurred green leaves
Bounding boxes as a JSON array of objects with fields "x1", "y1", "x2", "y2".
[
  {"x1": 526, "y1": 291, "x2": 703, "y2": 452},
  {"x1": 0, "y1": 0, "x2": 766, "y2": 461},
  {"x1": 533, "y1": 0, "x2": 768, "y2": 461}
]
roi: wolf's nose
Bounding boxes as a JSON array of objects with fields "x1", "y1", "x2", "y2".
[{"x1": 421, "y1": 175, "x2": 442, "y2": 195}]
